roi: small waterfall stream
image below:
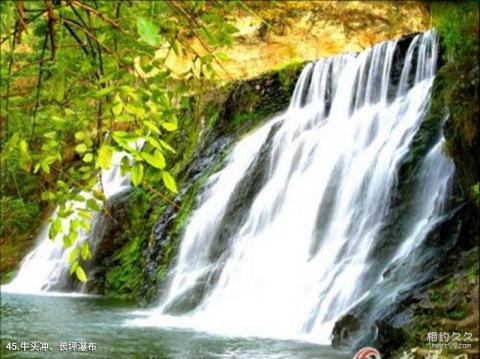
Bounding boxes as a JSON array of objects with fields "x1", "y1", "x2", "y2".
[
  {"x1": 130, "y1": 30, "x2": 455, "y2": 344},
  {"x1": 3, "y1": 150, "x2": 135, "y2": 294}
]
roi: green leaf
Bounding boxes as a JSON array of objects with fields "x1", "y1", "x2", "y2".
[
  {"x1": 68, "y1": 247, "x2": 80, "y2": 265},
  {"x1": 113, "y1": 131, "x2": 129, "y2": 138},
  {"x1": 161, "y1": 120, "x2": 177, "y2": 132},
  {"x1": 44, "y1": 131, "x2": 56, "y2": 139},
  {"x1": 72, "y1": 194, "x2": 85, "y2": 202},
  {"x1": 141, "y1": 150, "x2": 166, "y2": 169},
  {"x1": 86, "y1": 198, "x2": 101, "y2": 212},
  {"x1": 113, "y1": 102, "x2": 123, "y2": 116},
  {"x1": 97, "y1": 144, "x2": 113, "y2": 169},
  {"x1": 63, "y1": 233, "x2": 74, "y2": 248},
  {"x1": 66, "y1": 226, "x2": 78, "y2": 247},
  {"x1": 70, "y1": 219, "x2": 80, "y2": 231},
  {"x1": 146, "y1": 136, "x2": 162, "y2": 150},
  {"x1": 75, "y1": 266, "x2": 87, "y2": 283},
  {"x1": 160, "y1": 140, "x2": 176, "y2": 154},
  {"x1": 136, "y1": 17, "x2": 160, "y2": 46},
  {"x1": 473, "y1": 183, "x2": 480, "y2": 197},
  {"x1": 126, "y1": 104, "x2": 145, "y2": 118},
  {"x1": 78, "y1": 209, "x2": 93, "y2": 220},
  {"x1": 144, "y1": 120, "x2": 161, "y2": 134},
  {"x1": 83, "y1": 153, "x2": 94, "y2": 163},
  {"x1": 40, "y1": 161, "x2": 50, "y2": 174},
  {"x1": 41, "y1": 191, "x2": 56, "y2": 201},
  {"x1": 94, "y1": 86, "x2": 114, "y2": 98},
  {"x1": 75, "y1": 144, "x2": 88, "y2": 153},
  {"x1": 131, "y1": 163, "x2": 144, "y2": 186},
  {"x1": 161, "y1": 171, "x2": 178, "y2": 194},
  {"x1": 75, "y1": 131, "x2": 86, "y2": 141},
  {"x1": 48, "y1": 218, "x2": 62, "y2": 240},
  {"x1": 81, "y1": 242, "x2": 92, "y2": 260},
  {"x1": 172, "y1": 39, "x2": 181, "y2": 55},
  {"x1": 52, "y1": 115, "x2": 64, "y2": 124},
  {"x1": 216, "y1": 52, "x2": 230, "y2": 61},
  {"x1": 79, "y1": 220, "x2": 91, "y2": 231},
  {"x1": 70, "y1": 261, "x2": 79, "y2": 274},
  {"x1": 18, "y1": 140, "x2": 31, "y2": 170}
]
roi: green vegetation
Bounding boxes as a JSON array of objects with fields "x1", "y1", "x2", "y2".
[
  {"x1": 0, "y1": 196, "x2": 44, "y2": 280},
  {"x1": 0, "y1": 197, "x2": 40, "y2": 239},
  {"x1": 103, "y1": 189, "x2": 156, "y2": 300},
  {"x1": 425, "y1": 0, "x2": 480, "y2": 202},
  {"x1": 0, "y1": 0, "x2": 246, "y2": 281},
  {"x1": 430, "y1": 1, "x2": 479, "y2": 65},
  {"x1": 228, "y1": 61, "x2": 303, "y2": 129}
]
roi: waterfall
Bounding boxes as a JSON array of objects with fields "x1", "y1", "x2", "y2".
[
  {"x1": 3, "y1": 149, "x2": 135, "y2": 294},
  {"x1": 130, "y1": 30, "x2": 454, "y2": 344}
]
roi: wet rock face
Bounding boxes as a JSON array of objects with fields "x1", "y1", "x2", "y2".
[
  {"x1": 82, "y1": 193, "x2": 131, "y2": 294},
  {"x1": 331, "y1": 314, "x2": 361, "y2": 348},
  {"x1": 140, "y1": 134, "x2": 234, "y2": 301},
  {"x1": 218, "y1": 65, "x2": 301, "y2": 133},
  {"x1": 444, "y1": 63, "x2": 480, "y2": 225}
]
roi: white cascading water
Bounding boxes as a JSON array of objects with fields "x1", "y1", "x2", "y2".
[
  {"x1": 130, "y1": 30, "x2": 455, "y2": 343},
  {"x1": 3, "y1": 149, "x2": 135, "y2": 294}
]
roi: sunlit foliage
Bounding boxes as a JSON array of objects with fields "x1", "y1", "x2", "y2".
[{"x1": 0, "y1": 0, "x2": 244, "y2": 281}]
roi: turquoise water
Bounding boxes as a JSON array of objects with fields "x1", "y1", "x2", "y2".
[{"x1": 1, "y1": 292, "x2": 351, "y2": 358}]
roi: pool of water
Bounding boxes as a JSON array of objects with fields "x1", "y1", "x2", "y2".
[{"x1": 0, "y1": 292, "x2": 351, "y2": 358}]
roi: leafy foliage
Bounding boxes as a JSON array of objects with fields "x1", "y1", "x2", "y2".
[
  {"x1": 0, "y1": 197, "x2": 40, "y2": 239},
  {"x1": 0, "y1": 0, "x2": 244, "y2": 282},
  {"x1": 430, "y1": 0, "x2": 479, "y2": 64}
]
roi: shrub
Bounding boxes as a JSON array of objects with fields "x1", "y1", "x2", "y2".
[
  {"x1": 431, "y1": 1, "x2": 479, "y2": 65},
  {"x1": 0, "y1": 197, "x2": 41, "y2": 240}
]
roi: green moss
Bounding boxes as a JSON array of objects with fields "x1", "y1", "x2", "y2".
[
  {"x1": 0, "y1": 269, "x2": 17, "y2": 285},
  {"x1": 0, "y1": 197, "x2": 41, "y2": 238},
  {"x1": 105, "y1": 235, "x2": 144, "y2": 299},
  {"x1": 465, "y1": 247, "x2": 479, "y2": 280},
  {"x1": 102, "y1": 189, "x2": 161, "y2": 300},
  {"x1": 276, "y1": 59, "x2": 304, "y2": 90},
  {"x1": 448, "y1": 308, "x2": 467, "y2": 320},
  {"x1": 0, "y1": 197, "x2": 45, "y2": 281},
  {"x1": 397, "y1": 255, "x2": 479, "y2": 354},
  {"x1": 431, "y1": 1, "x2": 479, "y2": 66},
  {"x1": 428, "y1": 1, "x2": 480, "y2": 207},
  {"x1": 232, "y1": 111, "x2": 264, "y2": 127}
]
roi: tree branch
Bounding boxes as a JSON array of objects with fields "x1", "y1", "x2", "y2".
[
  {"x1": 59, "y1": 17, "x2": 112, "y2": 54},
  {"x1": 71, "y1": 1, "x2": 122, "y2": 30},
  {"x1": 45, "y1": 0, "x2": 56, "y2": 60},
  {"x1": 63, "y1": 22, "x2": 90, "y2": 56},
  {"x1": 32, "y1": 32, "x2": 49, "y2": 138}
]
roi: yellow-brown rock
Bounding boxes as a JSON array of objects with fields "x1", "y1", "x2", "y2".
[{"x1": 156, "y1": 1, "x2": 430, "y2": 81}]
